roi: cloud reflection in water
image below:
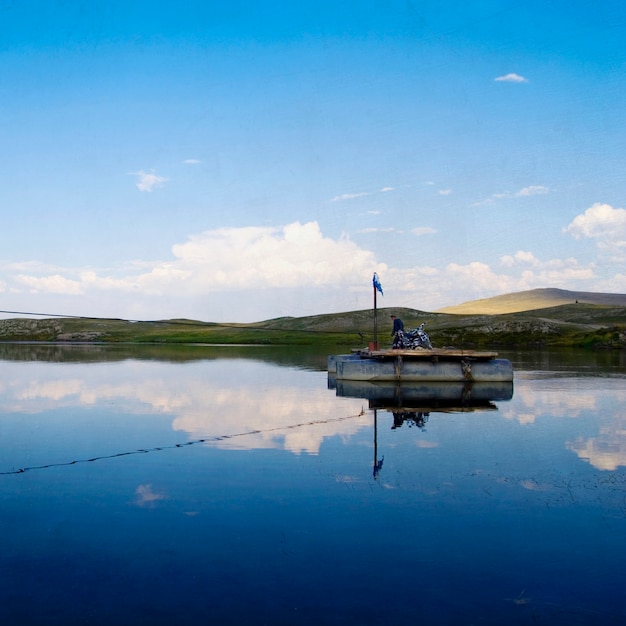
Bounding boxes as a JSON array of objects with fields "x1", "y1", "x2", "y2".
[{"x1": 1, "y1": 358, "x2": 625, "y2": 470}]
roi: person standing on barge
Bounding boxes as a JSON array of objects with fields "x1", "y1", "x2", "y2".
[
  {"x1": 390, "y1": 315, "x2": 404, "y2": 348},
  {"x1": 390, "y1": 315, "x2": 404, "y2": 336}
]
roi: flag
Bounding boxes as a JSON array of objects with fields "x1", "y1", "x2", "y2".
[{"x1": 373, "y1": 273, "x2": 383, "y2": 296}]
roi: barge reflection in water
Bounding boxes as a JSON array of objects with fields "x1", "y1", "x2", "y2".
[
  {"x1": 329, "y1": 375, "x2": 514, "y2": 479},
  {"x1": 329, "y1": 376, "x2": 514, "y2": 408}
]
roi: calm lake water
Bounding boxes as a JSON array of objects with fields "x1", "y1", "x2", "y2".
[{"x1": 1, "y1": 344, "x2": 625, "y2": 625}]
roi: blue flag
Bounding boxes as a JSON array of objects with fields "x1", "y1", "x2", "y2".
[{"x1": 373, "y1": 273, "x2": 383, "y2": 296}]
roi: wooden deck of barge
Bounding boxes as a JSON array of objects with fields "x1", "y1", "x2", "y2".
[{"x1": 357, "y1": 348, "x2": 499, "y2": 360}]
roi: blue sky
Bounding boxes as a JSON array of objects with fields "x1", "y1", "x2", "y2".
[{"x1": 1, "y1": 0, "x2": 625, "y2": 322}]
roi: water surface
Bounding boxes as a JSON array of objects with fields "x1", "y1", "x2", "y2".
[{"x1": 1, "y1": 344, "x2": 624, "y2": 625}]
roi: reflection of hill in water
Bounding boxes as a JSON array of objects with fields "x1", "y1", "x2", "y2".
[
  {"x1": 501, "y1": 348, "x2": 625, "y2": 376},
  {"x1": 0, "y1": 342, "x2": 332, "y2": 371},
  {"x1": 1, "y1": 343, "x2": 624, "y2": 377}
]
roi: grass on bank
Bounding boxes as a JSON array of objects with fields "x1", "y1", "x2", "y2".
[{"x1": 0, "y1": 304, "x2": 624, "y2": 349}]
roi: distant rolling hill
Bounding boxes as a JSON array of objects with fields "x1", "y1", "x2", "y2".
[{"x1": 436, "y1": 288, "x2": 626, "y2": 315}]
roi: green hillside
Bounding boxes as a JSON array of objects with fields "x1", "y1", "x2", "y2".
[
  {"x1": 0, "y1": 301, "x2": 624, "y2": 349},
  {"x1": 437, "y1": 288, "x2": 626, "y2": 314}
]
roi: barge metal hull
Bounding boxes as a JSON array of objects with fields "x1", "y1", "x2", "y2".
[{"x1": 329, "y1": 349, "x2": 513, "y2": 383}]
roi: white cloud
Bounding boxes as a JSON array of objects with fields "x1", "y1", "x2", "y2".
[
  {"x1": 411, "y1": 227, "x2": 437, "y2": 236},
  {"x1": 596, "y1": 272, "x2": 626, "y2": 293},
  {"x1": 331, "y1": 191, "x2": 369, "y2": 202},
  {"x1": 474, "y1": 185, "x2": 550, "y2": 205},
  {"x1": 352, "y1": 222, "x2": 435, "y2": 236},
  {"x1": 1, "y1": 221, "x2": 390, "y2": 319},
  {"x1": 444, "y1": 261, "x2": 514, "y2": 293},
  {"x1": 134, "y1": 484, "x2": 168, "y2": 507},
  {"x1": 358, "y1": 227, "x2": 396, "y2": 233},
  {"x1": 15, "y1": 274, "x2": 84, "y2": 295},
  {"x1": 494, "y1": 73, "x2": 528, "y2": 83},
  {"x1": 330, "y1": 187, "x2": 395, "y2": 202},
  {"x1": 517, "y1": 185, "x2": 549, "y2": 196},
  {"x1": 568, "y1": 435, "x2": 626, "y2": 471},
  {"x1": 564, "y1": 203, "x2": 626, "y2": 261},
  {"x1": 129, "y1": 169, "x2": 168, "y2": 192},
  {"x1": 438, "y1": 189, "x2": 452, "y2": 196},
  {"x1": 498, "y1": 253, "x2": 595, "y2": 286},
  {"x1": 500, "y1": 250, "x2": 541, "y2": 267},
  {"x1": 183, "y1": 159, "x2": 200, "y2": 164},
  {"x1": 145, "y1": 221, "x2": 381, "y2": 292},
  {"x1": 564, "y1": 202, "x2": 626, "y2": 240},
  {"x1": 1, "y1": 217, "x2": 622, "y2": 323}
]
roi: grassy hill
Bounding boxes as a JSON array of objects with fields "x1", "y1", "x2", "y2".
[
  {"x1": 437, "y1": 288, "x2": 626, "y2": 314},
  {"x1": 0, "y1": 300, "x2": 624, "y2": 349}
]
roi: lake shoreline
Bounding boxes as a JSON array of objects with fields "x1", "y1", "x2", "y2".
[{"x1": 0, "y1": 302, "x2": 624, "y2": 349}]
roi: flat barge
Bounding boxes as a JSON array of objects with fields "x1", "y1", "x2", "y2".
[{"x1": 328, "y1": 348, "x2": 514, "y2": 383}]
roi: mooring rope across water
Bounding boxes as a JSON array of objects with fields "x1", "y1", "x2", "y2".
[{"x1": 0, "y1": 408, "x2": 366, "y2": 476}]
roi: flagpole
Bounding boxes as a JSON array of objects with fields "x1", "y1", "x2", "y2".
[
  {"x1": 372, "y1": 272, "x2": 383, "y2": 351},
  {"x1": 373, "y1": 280, "x2": 378, "y2": 350}
]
